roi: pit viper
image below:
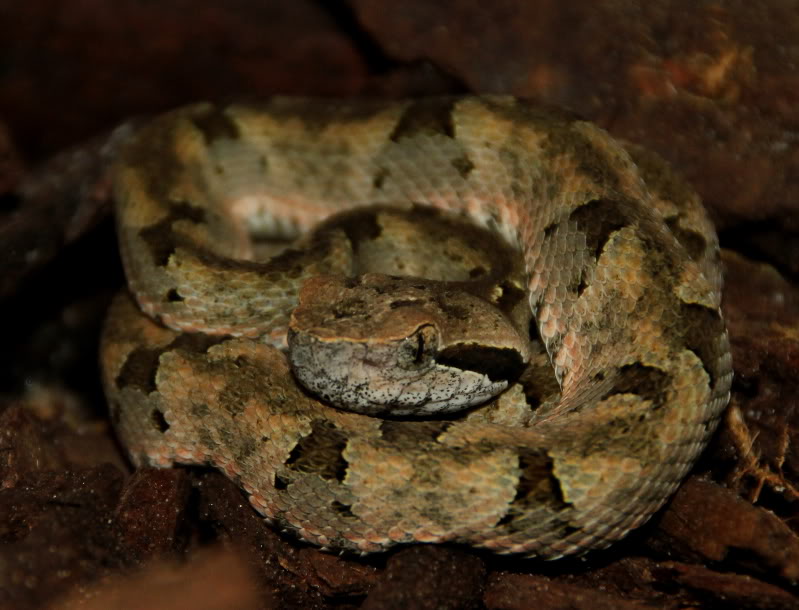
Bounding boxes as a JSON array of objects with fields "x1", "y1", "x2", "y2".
[{"x1": 101, "y1": 95, "x2": 732, "y2": 558}]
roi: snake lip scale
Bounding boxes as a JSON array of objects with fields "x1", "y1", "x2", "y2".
[{"x1": 101, "y1": 95, "x2": 732, "y2": 559}]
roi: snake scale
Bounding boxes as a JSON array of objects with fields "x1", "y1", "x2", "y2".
[{"x1": 101, "y1": 95, "x2": 732, "y2": 559}]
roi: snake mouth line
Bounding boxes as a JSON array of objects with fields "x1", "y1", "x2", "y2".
[{"x1": 436, "y1": 344, "x2": 527, "y2": 383}]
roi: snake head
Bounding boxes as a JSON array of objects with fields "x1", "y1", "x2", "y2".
[{"x1": 287, "y1": 273, "x2": 531, "y2": 417}]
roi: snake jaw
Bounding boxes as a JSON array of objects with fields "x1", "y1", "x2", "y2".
[{"x1": 287, "y1": 321, "x2": 514, "y2": 417}]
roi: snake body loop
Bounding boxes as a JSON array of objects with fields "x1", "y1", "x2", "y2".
[{"x1": 102, "y1": 96, "x2": 732, "y2": 558}]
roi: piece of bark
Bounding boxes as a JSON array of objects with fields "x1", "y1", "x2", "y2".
[
  {"x1": 113, "y1": 468, "x2": 192, "y2": 564},
  {"x1": 483, "y1": 571, "x2": 656, "y2": 610},
  {"x1": 362, "y1": 546, "x2": 486, "y2": 610},
  {"x1": 651, "y1": 477, "x2": 799, "y2": 583},
  {"x1": 653, "y1": 561, "x2": 799, "y2": 610},
  {"x1": 52, "y1": 548, "x2": 265, "y2": 610}
]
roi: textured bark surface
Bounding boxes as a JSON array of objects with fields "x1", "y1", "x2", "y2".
[{"x1": 1, "y1": 1, "x2": 798, "y2": 608}]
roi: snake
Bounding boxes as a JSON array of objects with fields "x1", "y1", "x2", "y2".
[{"x1": 100, "y1": 95, "x2": 732, "y2": 559}]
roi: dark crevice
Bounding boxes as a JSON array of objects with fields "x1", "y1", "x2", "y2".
[
  {"x1": 0, "y1": 191, "x2": 22, "y2": 213},
  {"x1": 718, "y1": 219, "x2": 799, "y2": 282},
  {"x1": 495, "y1": 281, "x2": 526, "y2": 314},
  {"x1": 314, "y1": 0, "x2": 398, "y2": 74}
]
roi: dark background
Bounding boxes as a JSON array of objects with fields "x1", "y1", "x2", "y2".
[{"x1": 0, "y1": 1, "x2": 798, "y2": 608}]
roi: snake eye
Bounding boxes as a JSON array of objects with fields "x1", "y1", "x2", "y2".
[{"x1": 402, "y1": 324, "x2": 437, "y2": 367}]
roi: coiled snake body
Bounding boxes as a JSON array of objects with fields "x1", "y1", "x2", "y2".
[{"x1": 101, "y1": 96, "x2": 732, "y2": 558}]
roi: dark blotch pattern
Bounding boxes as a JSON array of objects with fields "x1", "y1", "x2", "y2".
[
  {"x1": 116, "y1": 333, "x2": 225, "y2": 394},
  {"x1": 169, "y1": 332, "x2": 227, "y2": 354},
  {"x1": 321, "y1": 208, "x2": 382, "y2": 252},
  {"x1": 116, "y1": 347, "x2": 162, "y2": 393},
  {"x1": 514, "y1": 450, "x2": 565, "y2": 508},
  {"x1": 518, "y1": 344, "x2": 562, "y2": 410},
  {"x1": 389, "y1": 299, "x2": 421, "y2": 310},
  {"x1": 379, "y1": 420, "x2": 451, "y2": 445},
  {"x1": 331, "y1": 298, "x2": 368, "y2": 320},
  {"x1": 178, "y1": 228, "x2": 339, "y2": 277},
  {"x1": 573, "y1": 270, "x2": 589, "y2": 297},
  {"x1": 488, "y1": 97, "x2": 581, "y2": 127},
  {"x1": 286, "y1": 420, "x2": 349, "y2": 482},
  {"x1": 496, "y1": 449, "x2": 570, "y2": 530},
  {"x1": 468, "y1": 266, "x2": 488, "y2": 279},
  {"x1": 191, "y1": 108, "x2": 241, "y2": 144},
  {"x1": 171, "y1": 200, "x2": 207, "y2": 224},
  {"x1": 544, "y1": 126, "x2": 621, "y2": 192},
  {"x1": 151, "y1": 408, "x2": 169, "y2": 433},
  {"x1": 139, "y1": 218, "x2": 179, "y2": 268},
  {"x1": 372, "y1": 167, "x2": 390, "y2": 190},
  {"x1": 602, "y1": 363, "x2": 671, "y2": 409},
  {"x1": 166, "y1": 289, "x2": 184, "y2": 302},
  {"x1": 191, "y1": 403, "x2": 211, "y2": 418},
  {"x1": 330, "y1": 500, "x2": 358, "y2": 520},
  {"x1": 434, "y1": 294, "x2": 471, "y2": 320},
  {"x1": 436, "y1": 345, "x2": 525, "y2": 383},
  {"x1": 235, "y1": 436, "x2": 257, "y2": 462},
  {"x1": 139, "y1": 200, "x2": 207, "y2": 267},
  {"x1": 262, "y1": 97, "x2": 388, "y2": 133},
  {"x1": 665, "y1": 218, "x2": 708, "y2": 262},
  {"x1": 679, "y1": 302, "x2": 726, "y2": 389},
  {"x1": 569, "y1": 199, "x2": 630, "y2": 260},
  {"x1": 451, "y1": 154, "x2": 475, "y2": 178},
  {"x1": 495, "y1": 281, "x2": 526, "y2": 314},
  {"x1": 389, "y1": 99, "x2": 457, "y2": 142}
]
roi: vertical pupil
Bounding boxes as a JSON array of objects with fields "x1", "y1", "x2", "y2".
[{"x1": 413, "y1": 331, "x2": 426, "y2": 364}]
